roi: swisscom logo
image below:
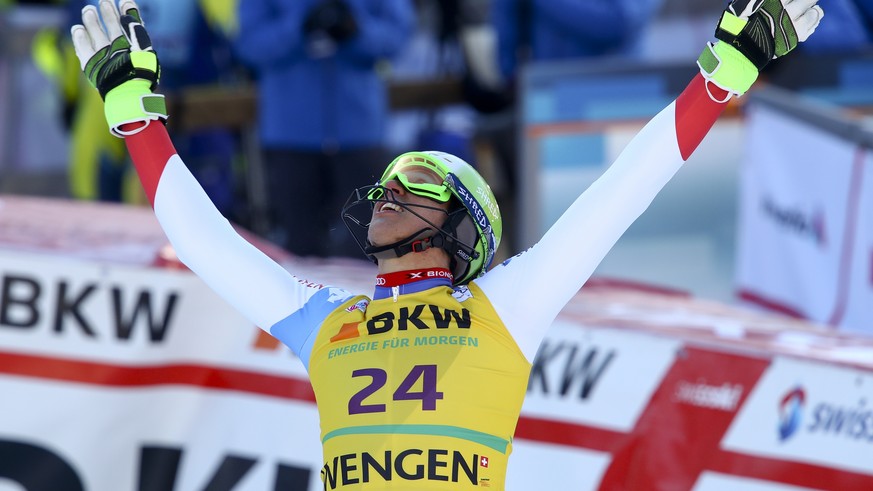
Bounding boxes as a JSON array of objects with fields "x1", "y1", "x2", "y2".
[{"x1": 778, "y1": 386, "x2": 806, "y2": 442}]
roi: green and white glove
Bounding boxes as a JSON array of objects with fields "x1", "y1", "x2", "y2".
[
  {"x1": 697, "y1": 0, "x2": 824, "y2": 99},
  {"x1": 71, "y1": 0, "x2": 167, "y2": 137}
]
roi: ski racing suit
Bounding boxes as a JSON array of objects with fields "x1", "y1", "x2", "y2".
[{"x1": 123, "y1": 73, "x2": 730, "y2": 490}]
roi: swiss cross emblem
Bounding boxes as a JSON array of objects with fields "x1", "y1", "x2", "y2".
[{"x1": 480, "y1": 456, "x2": 489, "y2": 468}]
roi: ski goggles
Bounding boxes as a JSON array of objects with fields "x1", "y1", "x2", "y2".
[{"x1": 367, "y1": 160, "x2": 453, "y2": 203}]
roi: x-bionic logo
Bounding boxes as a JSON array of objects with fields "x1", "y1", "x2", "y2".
[{"x1": 778, "y1": 386, "x2": 806, "y2": 442}]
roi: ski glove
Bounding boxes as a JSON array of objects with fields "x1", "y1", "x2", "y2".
[
  {"x1": 71, "y1": 0, "x2": 167, "y2": 137},
  {"x1": 697, "y1": 0, "x2": 824, "y2": 99}
]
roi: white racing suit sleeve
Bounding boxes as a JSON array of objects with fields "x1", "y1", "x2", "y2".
[
  {"x1": 124, "y1": 124, "x2": 354, "y2": 367},
  {"x1": 476, "y1": 74, "x2": 729, "y2": 362}
]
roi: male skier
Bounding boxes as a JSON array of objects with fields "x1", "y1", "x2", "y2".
[{"x1": 70, "y1": 0, "x2": 822, "y2": 488}]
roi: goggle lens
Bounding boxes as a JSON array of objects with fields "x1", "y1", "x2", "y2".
[{"x1": 367, "y1": 170, "x2": 452, "y2": 203}]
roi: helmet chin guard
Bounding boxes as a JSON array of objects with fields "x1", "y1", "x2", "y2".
[{"x1": 341, "y1": 186, "x2": 480, "y2": 282}]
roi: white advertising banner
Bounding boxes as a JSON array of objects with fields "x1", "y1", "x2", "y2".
[
  {"x1": 721, "y1": 357, "x2": 873, "y2": 489},
  {"x1": 0, "y1": 251, "x2": 323, "y2": 491},
  {"x1": 520, "y1": 319, "x2": 680, "y2": 431},
  {"x1": 2, "y1": 196, "x2": 873, "y2": 490},
  {"x1": 737, "y1": 102, "x2": 862, "y2": 327},
  {"x1": 839, "y1": 149, "x2": 873, "y2": 335}
]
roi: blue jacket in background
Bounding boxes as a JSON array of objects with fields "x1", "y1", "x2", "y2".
[
  {"x1": 234, "y1": 0, "x2": 415, "y2": 150},
  {"x1": 493, "y1": 0, "x2": 664, "y2": 79}
]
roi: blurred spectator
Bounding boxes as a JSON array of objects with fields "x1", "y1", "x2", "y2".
[
  {"x1": 460, "y1": 0, "x2": 665, "y2": 253},
  {"x1": 55, "y1": 0, "x2": 243, "y2": 213},
  {"x1": 28, "y1": 1, "x2": 127, "y2": 201},
  {"x1": 385, "y1": 0, "x2": 520, "y2": 261},
  {"x1": 234, "y1": 0, "x2": 415, "y2": 259},
  {"x1": 132, "y1": 0, "x2": 243, "y2": 215},
  {"x1": 494, "y1": 0, "x2": 665, "y2": 80},
  {"x1": 386, "y1": 0, "x2": 478, "y2": 161},
  {"x1": 800, "y1": 0, "x2": 873, "y2": 53}
]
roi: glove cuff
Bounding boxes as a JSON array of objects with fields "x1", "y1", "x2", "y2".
[
  {"x1": 104, "y1": 80, "x2": 168, "y2": 138},
  {"x1": 697, "y1": 41, "x2": 759, "y2": 98}
]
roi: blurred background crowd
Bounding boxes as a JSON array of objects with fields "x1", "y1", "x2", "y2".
[{"x1": 2, "y1": 0, "x2": 873, "y2": 293}]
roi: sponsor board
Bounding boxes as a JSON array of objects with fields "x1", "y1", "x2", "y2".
[
  {"x1": 722, "y1": 357, "x2": 873, "y2": 477},
  {"x1": 521, "y1": 319, "x2": 680, "y2": 431},
  {"x1": 693, "y1": 472, "x2": 818, "y2": 491},
  {"x1": 840, "y1": 149, "x2": 873, "y2": 334},
  {"x1": 0, "y1": 376, "x2": 323, "y2": 491},
  {"x1": 2, "y1": 196, "x2": 873, "y2": 490},
  {"x1": 737, "y1": 103, "x2": 856, "y2": 321},
  {"x1": 0, "y1": 251, "x2": 307, "y2": 377},
  {"x1": 737, "y1": 102, "x2": 873, "y2": 334}
]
